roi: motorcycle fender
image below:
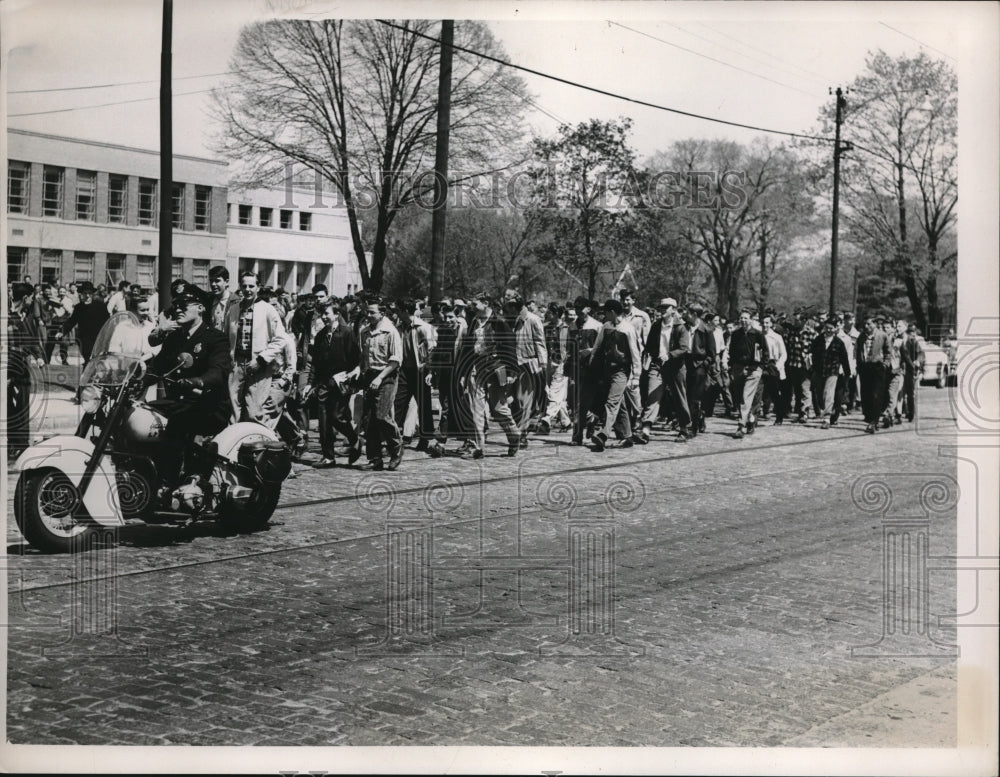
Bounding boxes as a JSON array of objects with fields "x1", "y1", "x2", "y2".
[
  {"x1": 211, "y1": 422, "x2": 280, "y2": 463},
  {"x1": 13, "y1": 435, "x2": 124, "y2": 527}
]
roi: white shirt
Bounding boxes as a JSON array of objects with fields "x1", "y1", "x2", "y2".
[{"x1": 764, "y1": 329, "x2": 787, "y2": 380}]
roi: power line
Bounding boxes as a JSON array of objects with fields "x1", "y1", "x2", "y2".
[
  {"x1": 377, "y1": 19, "x2": 835, "y2": 144},
  {"x1": 609, "y1": 20, "x2": 822, "y2": 98},
  {"x1": 8, "y1": 88, "x2": 214, "y2": 118},
  {"x1": 8, "y1": 71, "x2": 237, "y2": 95},
  {"x1": 694, "y1": 21, "x2": 835, "y2": 85},
  {"x1": 878, "y1": 22, "x2": 956, "y2": 63}
]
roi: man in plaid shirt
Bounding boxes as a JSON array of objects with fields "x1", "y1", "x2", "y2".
[{"x1": 784, "y1": 309, "x2": 815, "y2": 423}]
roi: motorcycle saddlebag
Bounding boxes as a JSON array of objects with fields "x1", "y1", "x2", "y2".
[{"x1": 237, "y1": 440, "x2": 292, "y2": 485}]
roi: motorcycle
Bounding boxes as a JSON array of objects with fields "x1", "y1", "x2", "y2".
[{"x1": 12, "y1": 311, "x2": 291, "y2": 553}]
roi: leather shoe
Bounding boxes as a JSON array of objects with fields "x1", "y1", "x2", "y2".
[
  {"x1": 387, "y1": 450, "x2": 403, "y2": 471},
  {"x1": 415, "y1": 439, "x2": 430, "y2": 452},
  {"x1": 505, "y1": 442, "x2": 519, "y2": 457},
  {"x1": 519, "y1": 434, "x2": 528, "y2": 450},
  {"x1": 313, "y1": 457, "x2": 337, "y2": 468},
  {"x1": 429, "y1": 442, "x2": 445, "y2": 458},
  {"x1": 347, "y1": 445, "x2": 362, "y2": 464},
  {"x1": 461, "y1": 448, "x2": 484, "y2": 460},
  {"x1": 536, "y1": 419, "x2": 550, "y2": 436},
  {"x1": 591, "y1": 432, "x2": 607, "y2": 452},
  {"x1": 371, "y1": 459, "x2": 385, "y2": 471}
]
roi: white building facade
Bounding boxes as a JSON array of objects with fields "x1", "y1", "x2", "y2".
[
  {"x1": 5, "y1": 129, "x2": 361, "y2": 296},
  {"x1": 226, "y1": 185, "x2": 362, "y2": 296}
]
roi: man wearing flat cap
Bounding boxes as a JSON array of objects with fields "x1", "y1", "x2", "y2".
[{"x1": 638, "y1": 297, "x2": 689, "y2": 442}]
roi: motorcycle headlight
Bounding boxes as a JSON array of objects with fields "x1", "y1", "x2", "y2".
[{"x1": 80, "y1": 385, "x2": 103, "y2": 415}]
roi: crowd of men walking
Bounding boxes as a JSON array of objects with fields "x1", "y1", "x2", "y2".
[{"x1": 6, "y1": 269, "x2": 931, "y2": 470}]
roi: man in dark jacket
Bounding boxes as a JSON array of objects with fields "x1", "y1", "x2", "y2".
[
  {"x1": 145, "y1": 288, "x2": 232, "y2": 488},
  {"x1": 564, "y1": 296, "x2": 603, "y2": 446},
  {"x1": 7, "y1": 283, "x2": 46, "y2": 459},
  {"x1": 728, "y1": 308, "x2": 769, "y2": 439},
  {"x1": 461, "y1": 292, "x2": 520, "y2": 459},
  {"x1": 58, "y1": 281, "x2": 110, "y2": 403},
  {"x1": 306, "y1": 299, "x2": 361, "y2": 468},
  {"x1": 810, "y1": 317, "x2": 853, "y2": 429},
  {"x1": 855, "y1": 315, "x2": 892, "y2": 433},
  {"x1": 685, "y1": 304, "x2": 717, "y2": 438},
  {"x1": 638, "y1": 297, "x2": 688, "y2": 441}
]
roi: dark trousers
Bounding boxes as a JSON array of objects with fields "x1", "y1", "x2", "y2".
[
  {"x1": 569, "y1": 369, "x2": 600, "y2": 443},
  {"x1": 858, "y1": 362, "x2": 887, "y2": 424},
  {"x1": 44, "y1": 326, "x2": 68, "y2": 364},
  {"x1": 393, "y1": 366, "x2": 434, "y2": 442},
  {"x1": 902, "y1": 369, "x2": 917, "y2": 421},
  {"x1": 317, "y1": 384, "x2": 358, "y2": 458},
  {"x1": 762, "y1": 374, "x2": 789, "y2": 421},
  {"x1": 686, "y1": 364, "x2": 710, "y2": 433},
  {"x1": 161, "y1": 402, "x2": 229, "y2": 487},
  {"x1": 665, "y1": 363, "x2": 690, "y2": 429},
  {"x1": 362, "y1": 370, "x2": 401, "y2": 462},
  {"x1": 703, "y1": 358, "x2": 734, "y2": 417},
  {"x1": 436, "y1": 375, "x2": 471, "y2": 443}
]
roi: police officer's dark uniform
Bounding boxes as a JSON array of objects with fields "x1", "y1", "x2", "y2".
[{"x1": 145, "y1": 289, "x2": 233, "y2": 487}]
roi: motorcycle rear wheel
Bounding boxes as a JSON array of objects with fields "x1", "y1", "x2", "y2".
[
  {"x1": 14, "y1": 468, "x2": 102, "y2": 553},
  {"x1": 217, "y1": 485, "x2": 280, "y2": 534}
]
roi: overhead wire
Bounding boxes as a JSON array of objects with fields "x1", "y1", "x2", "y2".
[
  {"x1": 607, "y1": 20, "x2": 823, "y2": 98},
  {"x1": 376, "y1": 19, "x2": 836, "y2": 144},
  {"x1": 878, "y1": 22, "x2": 957, "y2": 63},
  {"x1": 694, "y1": 21, "x2": 835, "y2": 85}
]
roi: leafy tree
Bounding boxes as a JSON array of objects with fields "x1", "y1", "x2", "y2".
[
  {"x1": 527, "y1": 118, "x2": 638, "y2": 301},
  {"x1": 648, "y1": 138, "x2": 809, "y2": 318},
  {"x1": 212, "y1": 19, "x2": 528, "y2": 292},
  {"x1": 817, "y1": 51, "x2": 957, "y2": 334}
]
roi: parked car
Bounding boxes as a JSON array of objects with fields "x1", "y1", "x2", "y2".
[{"x1": 920, "y1": 342, "x2": 957, "y2": 388}]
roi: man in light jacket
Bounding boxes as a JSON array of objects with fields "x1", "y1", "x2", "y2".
[{"x1": 224, "y1": 271, "x2": 289, "y2": 424}]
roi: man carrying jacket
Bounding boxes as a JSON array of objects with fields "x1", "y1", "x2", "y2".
[{"x1": 306, "y1": 298, "x2": 361, "y2": 468}]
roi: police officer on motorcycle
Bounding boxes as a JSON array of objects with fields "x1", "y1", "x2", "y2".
[{"x1": 145, "y1": 286, "x2": 232, "y2": 492}]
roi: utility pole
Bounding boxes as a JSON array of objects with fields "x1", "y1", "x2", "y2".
[
  {"x1": 158, "y1": 0, "x2": 173, "y2": 313},
  {"x1": 829, "y1": 87, "x2": 851, "y2": 317},
  {"x1": 428, "y1": 20, "x2": 454, "y2": 305}
]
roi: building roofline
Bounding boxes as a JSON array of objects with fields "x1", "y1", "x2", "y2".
[{"x1": 6, "y1": 128, "x2": 227, "y2": 167}]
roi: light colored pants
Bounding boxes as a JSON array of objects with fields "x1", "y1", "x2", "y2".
[
  {"x1": 815, "y1": 373, "x2": 839, "y2": 419},
  {"x1": 229, "y1": 362, "x2": 275, "y2": 425},
  {"x1": 470, "y1": 372, "x2": 519, "y2": 451},
  {"x1": 732, "y1": 366, "x2": 763, "y2": 427},
  {"x1": 543, "y1": 364, "x2": 571, "y2": 427},
  {"x1": 884, "y1": 371, "x2": 904, "y2": 418}
]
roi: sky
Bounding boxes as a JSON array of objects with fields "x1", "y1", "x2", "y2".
[{"x1": 2, "y1": 0, "x2": 992, "y2": 163}]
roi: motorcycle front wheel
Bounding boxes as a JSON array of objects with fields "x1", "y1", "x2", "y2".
[{"x1": 14, "y1": 468, "x2": 101, "y2": 553}]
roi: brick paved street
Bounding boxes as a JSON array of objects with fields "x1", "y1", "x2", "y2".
[{"x1": 5, "y1": 389, "x2": 962, "y2": 753}]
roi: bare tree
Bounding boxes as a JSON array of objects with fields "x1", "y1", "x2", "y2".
[{"x1": 212, "y1": 19, "x2": 528, "y2": 291}]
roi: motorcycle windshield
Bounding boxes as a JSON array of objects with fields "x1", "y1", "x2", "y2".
[{"x1": 80, "y1": 311, "x2": 147, "y2": 386}]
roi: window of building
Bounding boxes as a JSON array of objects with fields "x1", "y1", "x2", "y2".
[
  {"x1": 108, "y1": 175, "x2": 128, "y2": 223},
  {"x1": 137, "y1": 255, "x2": 155, "y2": 288},
  {"x1": 171, "y1": 184, "x2": 185, "y2": 229},
  {"x1": 299, "y1": 212, "x2": 312, "y2": 231},
  {"x1": 41, "y1": 249, "x2": 62, "y2": 284},
  {"x1": 74, "y1": 251, "x2": 94, "y2": 283},
  {"x1": 276, "y1": 270, "x2": 286, "y2": 289},
  {"x1": 7, "y1": 161, "x2": 30, "y2": 214},
  {"x1": 7, "y1": 246, "x2": 27, "y2": 282},
  {"x1": 194, "y1": 186, "x2": 212, "y2": 231},
  {"x1": 259, "y1": 207, "x2": 273, "y2": 227},
  {"x1": 171, "y1": 257, "x2": 185, "y2": 281},
  {"x1": 279, "y1": 209, "x2": 293, "y2": 229},
  {"x1": 75, "y1": 170, "x2": 97, "y2": 221},
  {"x1": 192, "y1": 259, "x2": 210, "y2": 288},
  {"x1": 42, "y1": 166, "x2": 64, "y2": 218},
  {"x1": 238, "y1": 204, "x2": 252, "y2": 225},
  {"x1": 106, "y1": 253, "x2": 126, "y2": 285},
  {"x1": 138, "y1": 178, "x2": 157, "y2": 226}
]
